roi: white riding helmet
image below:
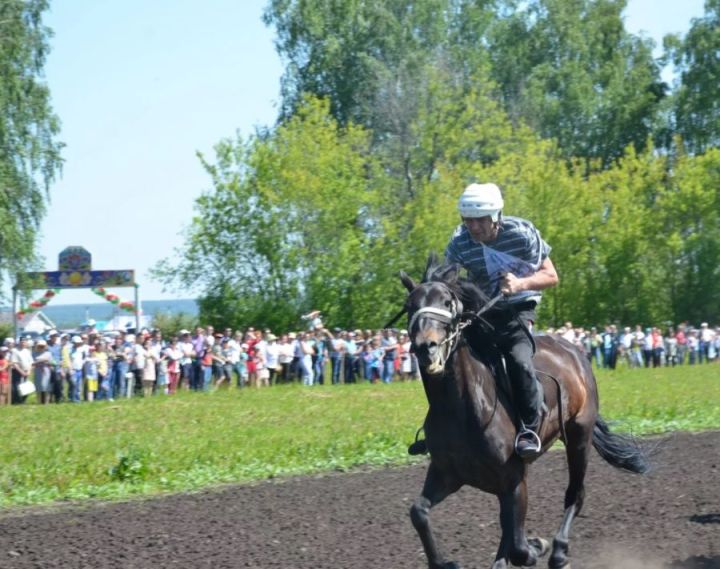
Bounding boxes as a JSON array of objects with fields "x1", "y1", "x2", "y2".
[{"x1": 458, "y1": 183, "x2": 504, "y2": 221}]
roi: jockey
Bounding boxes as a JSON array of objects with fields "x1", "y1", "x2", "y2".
[{"x1": 411, "y1": 183, "x2": 559, "y2": 458}]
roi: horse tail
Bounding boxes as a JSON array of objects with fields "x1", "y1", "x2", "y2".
[{"x1": 592, "y1": 416, "x2": 651, "y2": 474}]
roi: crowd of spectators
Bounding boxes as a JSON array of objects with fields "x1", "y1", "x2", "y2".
[
  {"x1": 0, "y1": 314, "x2": 421, "y2": 405},
  {"x1": 1, "y1": 312, "x2": 717, "y2": 407},
  {"x1": 546, "y1": 321, "x2": 720, "y2": 369}
]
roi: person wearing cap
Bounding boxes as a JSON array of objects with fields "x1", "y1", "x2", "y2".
[
  {"x1": 344, "y1": 332, "x2": 359, "y2": 384},
  {"x1": 411, "y1": 182, "x2": 558, "y2": 459},
  {"x1": 32, "y1": 339, "x2": 55, "y2": 404},
  {"x1": 264, "y1": 334, "x2": 280, "y2": 385},
  {"x1": 277, "y1": 334, "x2": 294, "y2": 384}
]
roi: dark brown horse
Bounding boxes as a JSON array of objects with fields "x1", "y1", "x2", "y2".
[{"x1": 401, "y1": 256, "x2": 649, "y2": 569}]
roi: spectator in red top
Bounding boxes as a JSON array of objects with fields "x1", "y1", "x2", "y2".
[
  {"x1": 0, "y1": 348, "x2": 10, "y2": 406},
  {"x1": 675, "y1": 324, "x2": 688, "y2": 365}
]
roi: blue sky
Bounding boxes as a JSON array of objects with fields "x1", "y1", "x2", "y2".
[{"x1": 38, "y1": 0, "x2": 706, "y2": 306}]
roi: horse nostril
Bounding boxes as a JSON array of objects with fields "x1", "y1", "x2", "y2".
[{"x1": 427, "y1": 342, "x2": 438, "y2": 357}]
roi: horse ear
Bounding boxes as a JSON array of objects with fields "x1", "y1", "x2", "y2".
[
  {"x1": 436, "y1": 263, "x2": 459, "y2": 284},
  {"x1": 399, "y1": 271, "x2": 417, "y2": 292},
  {"x1": 423, "y1": 252, "x2": 440, "y2": 282}
]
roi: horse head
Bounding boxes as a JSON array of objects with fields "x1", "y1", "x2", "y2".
[{"x1": 400, "y1": 254, "x2": 464, "y2": 375}]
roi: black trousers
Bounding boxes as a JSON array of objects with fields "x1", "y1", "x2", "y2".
[{"x1": 469, "y1": 301, "x2": 543, "y2": 430}]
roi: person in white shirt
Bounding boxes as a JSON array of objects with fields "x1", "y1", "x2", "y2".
[
  {"x1": 11, "y1": 337, "x2": 33, "y2": 404},
  {"x1": 69, "y1": 336, "x2": 88, "y2": 402},
  {"x1": 265, "y1": 334, "x2": 280, "y2": 385},
  {"x1": 699, "y1": 323, "x2": 714, "y2": 363},
  {"x1": 178, "y1": 331, "x2": 195, "y2": 390},
  {"x1": 277, "y1": 334, "x2": 294, "y2": 383}
]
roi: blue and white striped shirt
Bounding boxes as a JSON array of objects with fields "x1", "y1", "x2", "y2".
[{"x1": 445, "y1": 216, "x2": 551, "y2": 304}]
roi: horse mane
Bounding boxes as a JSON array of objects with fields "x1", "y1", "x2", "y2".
[
  {"x1": 421, "y1": 253, "x2": 492, "y2": 313},
  {"x1": 421, "y1": 253, "x2": 500, "y2": 402}
]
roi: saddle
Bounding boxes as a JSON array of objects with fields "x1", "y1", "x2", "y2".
[{"x1": 467, "y1": 341, "x2": 548, "y2": 431}]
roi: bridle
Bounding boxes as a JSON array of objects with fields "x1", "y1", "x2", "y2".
[{"x1": 407, "y1": 282, "x2": 505, "y2": 373}]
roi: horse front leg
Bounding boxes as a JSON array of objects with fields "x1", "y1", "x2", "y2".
[
  {"x1": 410, "y1": 462, "x2": 462, "y2": 569},
  {"x1": 494, "y1": 478, "x2": 549, "y2": 568}
]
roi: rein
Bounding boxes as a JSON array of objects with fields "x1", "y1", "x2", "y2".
[{"x1": 410, "y1": 291, "x2": 505, "y2": 373}]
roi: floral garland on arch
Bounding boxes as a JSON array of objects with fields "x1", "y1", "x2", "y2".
[
  {"x1": 16, "y1": 289, "x2": 60, "y2": 319},
  {"x1": 91, "y1": 287, "x2": 137, "y2": 313}
]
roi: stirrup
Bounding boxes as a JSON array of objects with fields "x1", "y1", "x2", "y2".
[
  {"x1": 408, "y1": 426, "x2": 428, "y2": 456},
  {"x1": 514, "y1": 427, "x2": 542, "y2": 457}
]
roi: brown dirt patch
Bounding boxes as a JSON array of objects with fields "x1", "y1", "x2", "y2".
[{"x1": 0, "y1": 431, "x2": 718, "y2": 568}]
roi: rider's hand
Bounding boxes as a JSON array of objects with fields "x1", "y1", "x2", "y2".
[{"x1": 500, "y1": 272, "x2": 524, "y2": 296}]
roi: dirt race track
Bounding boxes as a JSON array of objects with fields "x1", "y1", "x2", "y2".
[{"x1": 0, "y1": 431, "x2": 718, "y2": 569}]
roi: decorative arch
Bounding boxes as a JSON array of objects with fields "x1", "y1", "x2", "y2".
[{"x1": 14, "y1": 246, "x2": 140, "y2": 337}]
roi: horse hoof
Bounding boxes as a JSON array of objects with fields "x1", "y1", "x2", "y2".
[
  {"x1": 528, "y1": 537, "x2": 550, "y2": 558},
  {"x1": 442, "y1": 562, "x2": 461, "y2": 569}
]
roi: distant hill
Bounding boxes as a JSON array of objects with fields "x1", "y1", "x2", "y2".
[{"x1": 12, "y1": 299, "x2": 199, "y2": 328}]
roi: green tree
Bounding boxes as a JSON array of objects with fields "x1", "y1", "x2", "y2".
[
  {"x1": 154, "y1": 98, "x2": 388, "y2": 331},
  {"x1": 485, "y1": 0, "x2": 664, "y2": 167},
  {"x1": 0, "y1": 0, "x2": 63, "y2": 291},
  {"x1": 658, "y1": 146, "x2": 720, "y2": 322},
  {"x1": 263, "y1": 0, "x2": 449, "y2": 129},
  {"x1": 666, "y1": 0, "x2": 720, "y2": 154}
]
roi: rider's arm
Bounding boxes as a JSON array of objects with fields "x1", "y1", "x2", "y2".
[{"x1": 501, "y1": 257, "x2": 559, "y2": 295}]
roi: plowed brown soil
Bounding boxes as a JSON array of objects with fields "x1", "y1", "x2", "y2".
[{"x1": 0, "y1": 431, "x2": 718, "y2": 569}]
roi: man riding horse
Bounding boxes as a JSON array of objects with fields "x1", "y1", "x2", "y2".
[{"x1": 410, "y1": 182, "x2": 559, "y2": 458}]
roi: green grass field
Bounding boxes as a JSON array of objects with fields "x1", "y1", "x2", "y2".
[{"x1": 1, "y1": 364, "x2": 718, "y2": 508}]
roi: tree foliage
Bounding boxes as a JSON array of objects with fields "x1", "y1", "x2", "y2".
[
  {"x1": 264, "y1": 0, "x2": 664, "y2": 167},
  {"x1": 666, "y1": 0, "x2": 720, "y2": 154},
  {"x1": 155, "y1": 98, "x2": 389, "y2": 331},
  {"x1": 160, "y1": 1, "x2": 720, "y2": 330},
  {"x1": 0, "y1": 0, "x2": 63, "y2": 290}
]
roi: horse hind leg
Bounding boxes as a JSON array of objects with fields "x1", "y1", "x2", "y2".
[
  {"x1": 410, "y1": 463, "x2": 462, "y2": 569},
  {"x1": 548, "y1": 422, "x2": 591, "y2": 569}
]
